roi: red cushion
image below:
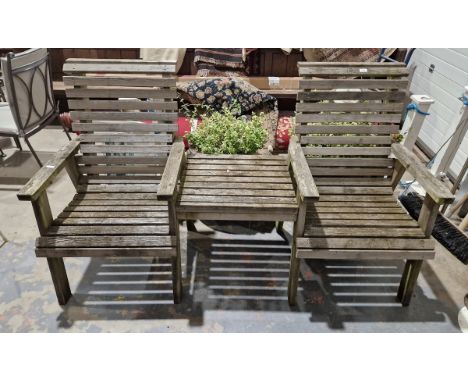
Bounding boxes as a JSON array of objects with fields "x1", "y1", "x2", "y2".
[{"x1": 275, "y1": 116, "x2": 292, "y2": 150}]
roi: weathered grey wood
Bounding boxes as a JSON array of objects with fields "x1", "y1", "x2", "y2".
[
  {"x1": 177, "y1": 211, "x2": 297, "y2": 222},
  {"x1": 391, "y1": 161, "x2": 406, "y2": 190},
  {"x1": 298, "y1": 91, "x2": 406, "y2": 101},
  {"x1": 288, "y1": 200, "x2": 307, "y2": 305},
  {"x1": 76, "y1": 156, "x2": 167, "y2": 165},
  {"x1": 179, "y1": 194, "x2": 296, "y2": 204},
  {"x1": 58, "y1": 211, "x2": 168, "y2": 218},
  {"x1": 64, "y1": 75, "x2": 176, "y2": 87},
  {"x1": 47, "y1": 258, "x2": 72, "y2": 305},
  {"x1": 71, "y1": 111, "x2": 178, "y2": 122},
  {"x1": 182, "y1": 181, "x2": 294, "y2": 190},
  {"x1": 182, "y1": 175, "x2": 291, "y2": 184},
  {"x1": 296, "y1": 237, "x2": 433, "y2": 250},
  {"x1": 296, "y1": 249, "x2": 433, "y2": 260},
  {"x1": 296, "y1": 124, "x2": 399, "y2": 135},
  {"x1": 17, "y1": 140, "x2": 80, "y2": 201},
  {"x1": 310, "y1": 167, "x2": 393, "y2": 177},
  {"x1": 299, "y1": 79, "x2": 408, "y2": 89},
  {"x1": 180, "y1": 188, "x2": 295, "y2": 197},
  {"x1": 157, "y1": 138, "x2": 186, "y2": 201},
  {"x1": 80, "y1": 145, "x2": 170, "y2": 155},
  {"x1": 317, "y1": 186, "x2": 393, "y2": 195},
  {"x1": 306, "y1": 219, "x2": 419, "y2": 228},
  {"x1": 296, "y1": 113, "x2": 401, "y2": 124},
  {"x1": 184, "y1": 169, "x2": 291, "y2": 177},
  {"x1": 303, "y1": 146, "x2": 391, "y2": 156},
  {"x1": 36, "y1": 247, "x2": 176, "y2": 258},
  {"x1": 288, "y1": 136, "x2": 319, "y2": 201},
  {"x1": 315, "y1": 178, "x2": 392, "y2": 186},
  {"x1": 301, "y1": 135, "x2": 392, "y2": 145},
  {"x1": 63, "y1": 60, "x2": 176, "y2": 74},
  {"x1": 73, "y1": 122, "x2": 178, "y2": 133},
  {"x1": 78, "y1": 134, "x2": 172, "y2": 143},
  {"x1": 296, "y1": 102, "x2": 405, "y2": 113},
  {"x1": 68, "y1": 99, "x2": 178, "y2": 111},
  {"x1": 308, "y1": 158, "x2": 394, "y2": 168},
  {"x1": 304, "y1": 227, "x2": 425, "y2": 238},
  {"x1": 397, "y1": 260, "x2": 423, "y2": 306},
  {"x1": 55, "y1": 217, "x2": 169, "y2": 225},
  {"x1": 37, "y1": 235, "x2": 175, "y2": 248},
  {"x1": 392, "y1": 143, "x2": 454, "y2": 204},
  {"x1": 78, "y1": 165, "x2": 164, "y2": 175},
  {"x1": 417, "y1": 194, "x2": 439, "y2": 237},
  {"x1": 46, "y1": 225, "x2": 169, "y2": 235},
  {"x1": 298, "y1": 64, "x2": 408, "y2": 77},
  {"x1": 186, "y1": 164, "x2": 288, "y2": 171}
]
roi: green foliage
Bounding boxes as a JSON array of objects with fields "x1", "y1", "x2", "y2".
[{"x1": 186, "y1": 104, "x2": 267, "y2": 155}]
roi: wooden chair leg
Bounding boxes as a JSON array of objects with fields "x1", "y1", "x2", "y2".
[
  {"x1": 275, "y1": 221, "x2": 284, "y2": 233},
  {"x1": 47, "y1": 258, "x2": 72, "y2": 306},
  {"x1": 172, "y1": 252, "x2": 183, "y2": 304},
  {"x1": 397, "y1": 260, "x2": 423, "y2": 306},
  {"x1": 288, "y1": 244, "x2": 300, "y2": 306}
]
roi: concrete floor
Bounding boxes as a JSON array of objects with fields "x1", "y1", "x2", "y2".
[{"x1": 1, "y1": 129, "x2": 467, "y2": 332}]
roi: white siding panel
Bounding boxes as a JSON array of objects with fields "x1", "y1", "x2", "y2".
[{"x1": 408, "y1": 48, "x2": 468, "y2": 177}]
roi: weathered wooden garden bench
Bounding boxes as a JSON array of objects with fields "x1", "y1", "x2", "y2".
[
  {"x1": 287, "y1": 62, "x2": 454, "y2": 306},
  {"x1": 17, "y1": 59, "x2": 185, "y2": 305}
]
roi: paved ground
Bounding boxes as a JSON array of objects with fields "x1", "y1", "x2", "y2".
[{"x1": 1, "y1": 129, "x2": 467, "y2": 332}]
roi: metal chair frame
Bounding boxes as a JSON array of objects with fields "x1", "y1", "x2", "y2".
[{"x1": 1, "y1": 49, "x2": 70, "y2": 166}]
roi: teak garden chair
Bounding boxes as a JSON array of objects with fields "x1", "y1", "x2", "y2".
[
  {"x1": 287, "y1": 62, "x2": 454, "y2": 306},
  {"x1": 17, "y1": 59, "x2": 185, "y2": 305}
]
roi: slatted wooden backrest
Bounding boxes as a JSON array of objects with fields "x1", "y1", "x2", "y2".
[
  {"x1": 63, "y1": 58, "x2": 178, "y2": 181},
  {"x1": 296, "y1": 62, "x2": 410, "y2": 178}
]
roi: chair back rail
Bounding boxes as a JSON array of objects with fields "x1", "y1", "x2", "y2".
[
  {"x1": 63, "y1": 59, "x2": 178, "y2": 181},
  {"x1": 296, "y1": 62, "x2": 409, "y2": 178}
]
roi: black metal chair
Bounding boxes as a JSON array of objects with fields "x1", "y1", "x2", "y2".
[{"x1": 0, "y1": 48, "x2": 70, "y2": 166}]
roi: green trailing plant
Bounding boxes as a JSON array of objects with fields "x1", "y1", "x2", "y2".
[{"x1": 186, "y1": 104, "x2": 267, "y2": 155}]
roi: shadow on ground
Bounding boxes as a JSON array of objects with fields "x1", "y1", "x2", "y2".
[{"x1": 55, "y1": 222, "x2": 460, "y2": 332}]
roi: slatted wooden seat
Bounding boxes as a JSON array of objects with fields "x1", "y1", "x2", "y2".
[
  {"x1": 287, "y1": 62, "x2": 454, "y2": 306},
  {"x1": 18, "y1": 59, "x2": 185, "y2": 305},
  {"x1": 176, "y1": 154, "x2": 298, "y2": 221}
]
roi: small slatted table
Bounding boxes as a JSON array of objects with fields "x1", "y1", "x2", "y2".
[{"x1": 176, "y1": 154, "x2": 298, "y2": 222}]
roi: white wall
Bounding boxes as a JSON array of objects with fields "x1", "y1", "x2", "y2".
[{"x1": 408, "y1": 48, "x2": 468, "y2": 178}]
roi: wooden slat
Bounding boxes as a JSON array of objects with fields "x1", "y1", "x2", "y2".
[
  {"x1": 304, "y1": 227, "x2": 425, "y2": 238},
  {"x1": 46, "y1": 225, "x2": 169, "y2": 236},
  {"x1": 80, "y1": 176, "x2": 161, "y2": 184},
  {"x1": 37, "y1": 235, "x2": 175, "y2": 248},
  {"x1": 300, "y1": 135, "x2": 392, "y2": 145},
  {"x1": 54, "y1": 217, "x2": 169, "y2": 225},
  {"x1": 182, "y1": 175, "x2": 291, "y2": 184},
  {"x1": 63, "y1": 60, "x2": 176, "y2": 74},
  {"x1": 65, "y1": 205, "x2": 165, "y2": 212},
  {"x1": 184, "y1": 169, "x2": 291, "y2": 177},
  {"x1": 186, "y1": 164, "x2": 288, "y2": 171},
  {"x1": 69, "y1": 200, "x2": 164, "y2": 206},
  {"x1": 298, "y1": 91, "x2": 406, "y2": 101},
  {"x1": 72, "y1": 193, "x2": 161, "y2": 200},
  {"x1": 296, "y1": 113, "x2": 401, "y2": 124},
  {"x1": 68, "y1": 99, "x2": 178, "y2": 111},
  {"x1": 78, "y1": 134, "x2": 172, "y2": 143},
  {"x1": 303, "y1": 146, "x2": 391, "y2": 156},
  {"x1": 63, "y1": 75, "x2": 175, "y2": 87},
  {"x1": 315, "y1": 201, "x2": 397, "y2": 207},
  {"x1": 182, "y1": 181, "x2": 294, "y2": 190},
  {"x1": 311, "y1": 207, "x2": 405, "y2": 213},
  {"x1": 296, "y1": 249, "x2": 433, "y2": 260},
  {"x1": 299, "y1": 79, "x2": 408, "y2": 90},
  {"x1": 66, "y1": 88, "x2": 177, "y2": 99},
  {"x1": 296, "y1": 124, "x2": 399, "y2": 135},
  {"x1": 36, "y1": 248, "x2": 176, "y2": 258},
  {"x1": 77, "y1": 184, "x2": 159, "y2": 193},
  {"x1": 187, "y1": 153, "x2": 287, "y2": 160},
  {"x1": 296, "y1": 102, "x2": 404, "y2": 113},
  {"x1": 73, "y1": 122, "x2": 177, "y2": 133},
  {"x1": 317, "y1": 186, "x2": 393, "y2": 195},
  {"x1": 59, "y1": 211, "x2": 167, "y2": 218},
  {"x1": 188, "y1": 158, "x2": 287, "y2": 166},
  {"x1": 310, "y1": 167, "x2": 393, "y2": 176},
  {"x1": 78, "y1": 165, "x2": 163, "y2": 175},
  {"x1": 314, "y1": 178, "x2": 392, "y2": 186},
  {"x1": 306, "y1": 219, "x2": 419, "y2": 228},
  {"x1": 298, "y1": 64, "x2": 408, "y2": 76},
  {"x1": 307, "y1": 213, "x2": 410, "y2": 220},
  {"x1": 180, "y1": 188, "x2": 295, "y2": 197},
  {"x1": 71, "y1": 111, "x2": 177, "y2": 122},
  {"x1": 296, "y1": 237, "x2": 433, "y2": 250},
  {"x1": 176, "y1": 202, "x2": 297, "y2": 211},
  {"x1": 80, "y1": 144, "x2": 170, "y2": 155},
  {"x1": 317, "y1": 195, "x2": 395, "y2": 202},
  {"x1": 307, "y1": 158, "x2": 394, "y2": 167},
  {"x1": 76, "y1": 156, "x2": 167, "y2": 165},
  {"x1": 178, "y1": 194, "x2": 296, "y2": 204}
]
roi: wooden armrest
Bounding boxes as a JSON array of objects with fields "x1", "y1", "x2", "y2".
[
  {"x1": 157, "y1": 137, "x2": 186, "y2": 200},
  {"x1": 17, "y1": 140, "x2": 80, "y2": 201},
  {"x1": 288, "y1": 136, "x2": 319, "y2": 201},
  {"x1": 391, "y1": 143, "x2": 454, "y2": 205}
]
